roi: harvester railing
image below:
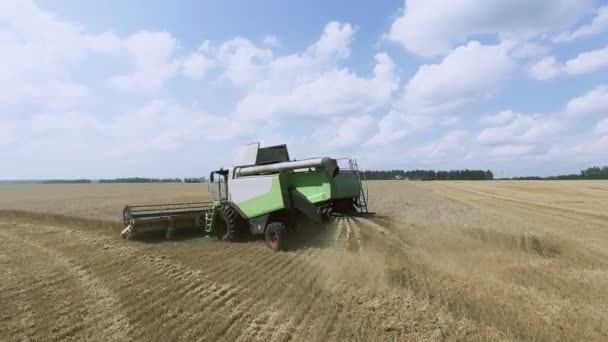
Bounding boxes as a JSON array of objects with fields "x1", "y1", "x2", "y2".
[{"x1": 348, "y1": 159, "x2": 370, "y2": 214}]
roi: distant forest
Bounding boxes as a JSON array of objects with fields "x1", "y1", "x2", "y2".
[
  {"x1": 362, "y1": 169, "x2": 494, "y2": 180},
  {"x1": 510, "y1": 166, "x2": 608, "y2": 180},
  {"x1": 3, "y1": 166, "x2": 608, "y2": 184},
  {"x1": 363, "y1": 166, "x2": 608, "y2": 181},
  {"x1": 98, "y1": 177, "x2": 184, "y2": 183},
  {"x1": 3, "y1": 177, "x2": 206, "y2": 184}
]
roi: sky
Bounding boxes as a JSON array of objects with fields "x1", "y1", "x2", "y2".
[{"x1": 1, "y1": 0, "x2": 608, "y2": 179}]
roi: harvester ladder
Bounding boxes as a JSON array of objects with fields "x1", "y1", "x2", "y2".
[
  {"x1": 204, "y1": 207, "x2": 216, "y2": 233},
  {"x1": 349, "y1": 159, "x2": 369, "y2": 214}
]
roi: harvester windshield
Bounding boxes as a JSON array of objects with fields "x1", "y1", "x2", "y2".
[{"x1": 208, "y1": 169, "x2": 228, "y2": 201}]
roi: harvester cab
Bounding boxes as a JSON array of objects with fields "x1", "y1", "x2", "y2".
[
  {"x1": 121, "y1": 142, "x2": 373, "y2": 250},
  {"x1": 208, "y1": 168, "x2": 229, "y2": 200}
]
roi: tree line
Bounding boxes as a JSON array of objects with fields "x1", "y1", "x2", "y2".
[
  {"x1": 32, "y1": 177, "x2": 206, "y2": 184},
  {"x1": 362, "y1": 169, "x2": 494, "y2": 180},
  {"x1": 7, "y1": 166, "x2": 608, "y2": 184},
  {"x1": 40, "y1": 179, "x2": 91, "y2": 184},
  {"x1": 510, "y1": 166, "x2": 608, "y2": 180},
  {"x1": 98, "y1": 177, "x2": 183, "y2": 183}
]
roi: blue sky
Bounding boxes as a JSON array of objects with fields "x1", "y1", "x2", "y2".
[{"x1": 1, "y1": 0, "x2": 608, "y2": 179}]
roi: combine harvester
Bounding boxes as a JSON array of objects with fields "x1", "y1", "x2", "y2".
[{"x1": 121, "y1": 143, "x2": 372, "y2": 250}]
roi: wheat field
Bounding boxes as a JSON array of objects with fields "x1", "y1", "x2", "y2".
[{"x1": 1, "y1": 180, "x2": 607, "y2": 341}]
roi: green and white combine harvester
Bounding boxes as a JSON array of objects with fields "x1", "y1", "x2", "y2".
[{"x1": 120, "y1": 143, "x2": 373, "y2": 251}]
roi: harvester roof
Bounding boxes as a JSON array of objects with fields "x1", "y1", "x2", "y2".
[{"x1": 234, "y1": 142, "x2": 290, "y2": 167}]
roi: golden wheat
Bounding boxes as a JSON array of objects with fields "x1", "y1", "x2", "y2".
[{"x1": 1, "y1": 180, "x2": 607, "y2": 341}]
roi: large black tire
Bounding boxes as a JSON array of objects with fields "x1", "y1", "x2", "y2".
[
  {"x1": 265, "y1": 222, "x2": 287, "y2": 251},
  {"x1": 216, "y1": 205, "x2": 245, "y2": 242}
]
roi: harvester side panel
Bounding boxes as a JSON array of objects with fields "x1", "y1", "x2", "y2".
[
  {"x1": 288, "y1": 170, "x2": 361, "y2": 204},
  {"x1": 287, "y1": 171, "x2": 332, "y2": 203},
  {"x1": 229, "y1": 175, "x2": 285, "y2": 219},
  {"x1": 330, "y1": 170, "x2": 361, "y2": 200}
]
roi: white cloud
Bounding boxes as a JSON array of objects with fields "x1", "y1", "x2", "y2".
[
  {"x1": 366, "y1": 41, "x2": 513, "y2": 149},
  {"x1": 237, "y1": 53, "x2": 398, "y2": 119},
  {"x1": 0, "y1": 6, "x2": 398, "y2": 176},
  {"x1": 306, "y1": 21, "x2": 355, "y2": 60},
  {"x1": 440, "y1": 115, "x2": 460, "y2": 127},
  {"x1": 263, "y1": 35, "x2": 280, "y2": 47},
  {"x1": 508, "y1": 41, "x2": 550, "y2": 60},
  {"x1": 564, "y1": 46, "x2": 608, "y2": 74},
  {"x1": 480, "y1": 110, "x2": 517, "y2": 126},
  {"x1": 542, "y1": 134, "x2": 608, "y2": 163},
  {"x1": 109, "y1": 100, "x2": 249, "y2": 150},
  {"x1": 0, "y1": 81, "x2": 95, "y2": 113},
  {"x1": 0, "y1": 1, "x2": 119, "y2": 111},
  {"x1": 404, "y1": 41, "x2": 513, "y2": 114},
  {"x1": 0, "y1": 121, "x2": 20, "y2": 148},
  {"x1": 528, "y1": 56, "x2": 560, "y2": 80},
  {"x1": 489, "y1": 144, "x2": 537, "y2": 157},
  {"x1": 108, "y1": 65, "x2": 179, "y2": 92},
  {"x1": 85, "y1": 31, "x2": 123, "y2": 55},
  {"x1": 475, "y1": 85, "x2": 608, "y2": 163},
  {"x1": 566, "y1": 85, "x2": 608, "y2": 116},
  {"x1": 312, "y1": 115, "x2": 375, "y2": 151},
  {"x1": 476, "y1": 112, "x2": 563, "y2": 146},
  {"x1": 182, "y1": 53, "x2": 214, "y2": 80},
  {"x1": 0, "y1": 1, "x2": 184, "y2": 96},
  {"x1": 182, "y1": 43, "x2": 215, "y2": 80},
  {"x1": 108, "y1": 31, "x2": 180, "y2": 92},
  {"x1": 596, "y1": 118, "x2": 608, "y2": 134},
  {"x1": 529, "y1": 46, "x2": 608, "y2": 80},
  {"x1": 234, "y1": 23, "x2": 397, "y2": 120},
  {"x1": 367, "y1": 112, "x2": 432, "y2": 145},
  {"x1": 3, "y1": 1, "x2": 608, "y2": 178},
  {"x1": 0, "y1": 1, "x2": 91, "y2": 77},
  {"x1": 1, "y1": 99, "x2": 257, "y2": 178},
  {"x1": 200, "y1": 22, "x2": 355, "y2": 88},
  {"x1": 410, "y1": 130, "x2": 471, "y2": 161},
  {"x1": 555, "y1": 5, "x2": 608, "y2": 42},
  {"x1": 122, "y1": 31, "x2": 178, "y2": 72},
  {"x1": 386, "y1": 0, "x2": 594, "y2": 56},
  {"x1": 214, "y1": 37, "x2": 274, "y2": 85}
]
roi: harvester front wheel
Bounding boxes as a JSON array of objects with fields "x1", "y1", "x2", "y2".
[
  {"x1": 216, "y1": 205, "x2": 243, "y2": 242},
  {"x1": 265, "y1": 222, "x2": 287, "y2": 251}
]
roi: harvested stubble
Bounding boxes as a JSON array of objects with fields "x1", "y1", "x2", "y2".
[{"x1": 1, "y1": 180, "x2": 608, "y2": 341}]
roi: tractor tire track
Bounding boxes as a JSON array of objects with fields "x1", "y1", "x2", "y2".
[
  {"x1": 0, "y1": 242, "x2": 37, "y2": 342},
  {"x1": 264, "y1": 251, "x2": 329, "y2": 342},
  {"x1": 1, "y1": 222, "x2": 243, "y2": 341},
  {"x1": 248, "y1": 252, "x2": 315, "y2": 341},
  {"x1": 0, "y1": 227, "x2": 130, "y2": 342},
  {"x1": 187, "y1": 245, "x2": 278, "y2": 338},
  {"x1": 429, "y1": 183, "x2": 608, "y2": 260},
  {"x1": 212, "y1": 250, "x2": 302, "y2": 341},
  {"x1": 231, "y1": 250, "x2": 318, "y2": 342},
  {"x1": 274, "y1": 256, "x2": 329, "y2": 342},
  {"x1": 27, "y1": 227, "x2": 212, "y2": 340},
  {"x1": 311, "y1": 288, "x2": 349, "y2": 341},
  {"x1": 438, "y1": 183, "x2": 608, "y2": 228},
  {"x1": 161, "y1": 246, "x2": 261, "y2": 340}
]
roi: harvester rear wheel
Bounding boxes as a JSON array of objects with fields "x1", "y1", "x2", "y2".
[
  {"x1": 216, "y1": 205, "x2": 244, "y2": 242},
  {"x1": 265, "y1": 222, "x2": 287, "y2": 251}
]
